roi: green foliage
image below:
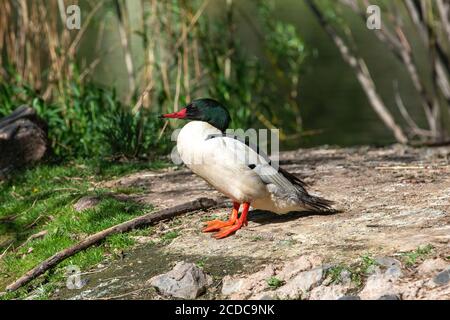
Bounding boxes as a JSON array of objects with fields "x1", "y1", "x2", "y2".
[
  {"x1": 107, "y1": 233, "x2": 136, "y2": 250},
  {"x1": 161, "y1": 231, "x2": 179, "y2": 244},
  {"x1": 266, "y1": 276, "x2": 285, "y2": 290},
  {"x1": 194, "y1": 7, "x2": 262, "y2": 129},
  {"x1": 401, "y1": 245, "x2": 434, "y2": 267},
  {"x1": 0, "y1": 76, "x2": 38, "y2": 116},
  {"x1": 102, "y1": 107, "x2": 171, "y2": 159},
  {"x1": 0, "y1": 70, "x2": 171, "y2": 159},
  {"x1": 326, "y1": 265, "x2": 347, "y2": 284},
  {"x1": 325, "y1": 254, "x2": 379, "y2": 288},
  {"x1": 196, "y1": 257, "x2": 208, "y2": 269},
  {"x1": 147, "y1": 0, "x2": 307, "y2": 134},
  {"x1": 360, "y1": 254, "x2": 378, "y2": 273},
  {"x1": 259, "y1": 2, "x2": 306, "y2": 74}
]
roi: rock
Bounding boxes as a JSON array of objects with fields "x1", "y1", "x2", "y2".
[
  {"x1": 221, "y1": 278, "x2": 246, "y2": 296},
  {"x1": 375, "y1": 257, "x2": 401, "y2": 268},
  {"x1": 309, "y1": 284, "x2": 349, "y2": 300},
  {"x1": 249, "y1": 292, "x2": 277, "y2": 300},
  {"x1": 148, "y1": 262, "x2": 212, "y2": 299},
  {"x1": 0, "y1": 106, "x2": 49, "y2": 175},
  {"x1": 277, "y1": 254, "x2": 323, "y2": 281},
  {"x1": 366, "y1": 265, "x2": 379, "y2": 275},
  {"x1": 222, "y1": 265, "x2": 276, "y2": 299},
  {"x1": 275, "y1": 267, "x2": 324, "y2": 299},
  {"x1": 338, "y1": 295, "x2": 361, "y2": 300},
  {"x1": 378, "y1": 294, "x2": 400, "y2": 300},
  {"x1": 74, "y1": 196, "x2": 101, "y2": 212},
  {"x1": 433, "y1": 269, "x2": 450, "y2": 286},
  {"x1": 359, "y1": 267, "x2": 402, "y2": 300},
  {"x1": 417, "y1": 259, "x2": 449, "y2": 275},
  {"x1": 385, "y1": 265, "x2": 403, "y2": 278},
  {"x1": 395, "y1": 280, "x2": 423, "y2": 300},
  {"x1": 340, "y1": 270, "x2": 352, "y2": 285}
]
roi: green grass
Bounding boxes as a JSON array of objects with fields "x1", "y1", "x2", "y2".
[
  {"x1": 266, "y1": 277, "x2": 285, "y2": 290},
  {"x1": 326, "y1": 265, "x2": 347, "y2": 284},
  {"x1": 325, "y1": 254, "x2": 379, "y2": 288},
  {"x1": 360, "y1": 254, "x2": 379, "y2": 273},
  {"x1": 196, "y1": 257, "x2": 208, "y2": 269},
  {"x1": 400, "y1": 245, "x2": 434, "y2": 267},
  {"x1": 161, "y1": 231, "x2": 180, "y2": 244},
  {"x1": 0, "y1": 159, "x2": 170, "y2": 299}
]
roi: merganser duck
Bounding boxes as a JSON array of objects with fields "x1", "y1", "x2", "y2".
[{"x1": 161, "y1": 98, "x2": 333, "y2": 239}]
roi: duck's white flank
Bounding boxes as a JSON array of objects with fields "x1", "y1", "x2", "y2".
[{"x1": 177, "y1": 121, "x2": 322, "y2": 214}]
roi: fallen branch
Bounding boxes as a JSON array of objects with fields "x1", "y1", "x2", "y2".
[
  {"x1": 6, "y1": 197, "x2": 223, "y2": 292},
  {"x1": 410, "y1": 140, "x2": 450, "y2": 148},
  {"x1": 0, "y1": 214, "x2": 19, "y2": 223},
  {"x1": 16, "y1": 230, "x2": 49, "y2": 250},
  {"x1": 0, "y1": 243, "x2": 12, "y2": 261}
]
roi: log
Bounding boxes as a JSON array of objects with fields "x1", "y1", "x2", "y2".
[
  {"x1": 0, "y1": 106, "x2": 49, "y2": 176},
  {"x1": 6, "y1": 197, "x2": 224, "y2": 292}
]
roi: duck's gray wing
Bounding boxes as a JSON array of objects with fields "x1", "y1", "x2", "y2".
[{"x1": 207, "y1": 133, "x2": 333, "y2": 211}]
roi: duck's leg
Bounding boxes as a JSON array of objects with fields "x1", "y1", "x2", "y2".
[
  {"x1": 203, "y1": 202, "x2": 240, "y2": 233},
  {"x1": 213, "y1": 203, "x2": 250, "y2": 239}
]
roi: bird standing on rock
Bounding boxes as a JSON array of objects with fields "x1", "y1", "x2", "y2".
[{"x1": 161, "y1": 98, "x2": 333, "y2": 239}]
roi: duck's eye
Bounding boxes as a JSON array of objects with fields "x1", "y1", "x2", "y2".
[{"x1": 186, "y1": 104, "x2": 200, "y2": 118}]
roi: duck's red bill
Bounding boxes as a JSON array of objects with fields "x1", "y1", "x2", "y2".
[{"x1": 161, "y1": 108, "x2": 187, "y2": 119}]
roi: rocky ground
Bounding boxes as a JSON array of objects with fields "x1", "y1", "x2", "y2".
[{"x1": 51, "y1": 145, "x2": 449, "y2": 300}]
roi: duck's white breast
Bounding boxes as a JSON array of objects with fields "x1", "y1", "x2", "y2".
[{"x1": 177, "y1": 122, "x2": 269, "y2": 203}]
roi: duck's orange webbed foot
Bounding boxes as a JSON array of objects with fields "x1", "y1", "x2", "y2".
[
  {"x1": 203, "y1": 202, "x2": 240, "y2": 233},
  {"x1": 213, "y1": 203, "x2": 250, "y2": 239}
]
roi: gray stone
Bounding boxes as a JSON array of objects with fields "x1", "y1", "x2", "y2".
[
  {"x1": 340, "y1": 270, "x2": 352, "y2": 285},
  {"x1": 366, "y1": 265, "x2": 380, "y2": 275},
  {"x1": 221, "y1": 278, "x2": 246, "y2": 296},
  {"x1": 385, "y1": 265, "x2": 403, "y2": 278},
  {"x1": 148, "y1": 262, "x2": 212, "y2": 299},
  {"x1": 338, "y1": 295, "x2": 361, "y2": 300},
  {"x1": 418, "y1": 259, "x2": 449, "y2": 275},
  {"x1": 378, "y1": 294, "x2": 400, "y2": 300},
  {"x1": 275, "y1": 267, "x2": 323, "y2": 299},
  {"x1": 433, "y1": 270, "x2": 450, "y2": 286},
  {"x1": 359, "y1": 267, "x2": 401, "y2": 300},
  {"x1": 250, "y1": 292, "x2": 277, "y2": 300},
  {"x1": 277, "y1": 255, "x2": 323, "y2": 281},
  {"x1": 309, "y1": 284, "x2": 349, "y2": 300},
  {"x1": 375, "y1": 257, "x2": 401, "y2": 268},
  {"x1": 222, "y1": 265, "x2": 276, "y2": 299}
]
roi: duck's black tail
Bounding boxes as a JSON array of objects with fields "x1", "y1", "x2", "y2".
[
  {"x1": 302, "y1": 194, "x2": 335, "y2": 212},
  {"x1": 278, "y1": 166, "x2": 334, "y2": 212}
]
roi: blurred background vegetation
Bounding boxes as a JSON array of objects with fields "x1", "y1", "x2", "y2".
[{"x1": 1, "y1": 0, "x2": 450, "y2": 160}]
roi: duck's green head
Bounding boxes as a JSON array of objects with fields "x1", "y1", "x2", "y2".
[{"x1": 161, "y1": 98, "x2": 231, "y2": 132}]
